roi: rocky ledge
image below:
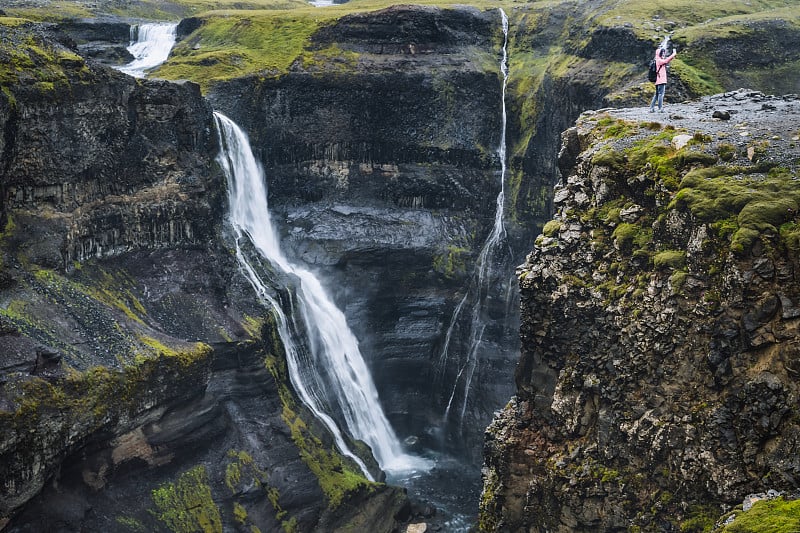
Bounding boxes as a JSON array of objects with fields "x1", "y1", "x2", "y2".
[{"x1": 480, "y1": 90, "x2": 800, "y2": 532}]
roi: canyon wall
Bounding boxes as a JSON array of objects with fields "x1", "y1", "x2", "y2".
[
  {"x1": 480, "y1": 92, "x2": 800, "y2": 531},
  {"x1": 208, "y1": 5, "x2": 527, "y2": 459},
  {"x1": 3, "y1": 2, "x2": 800, "y2": 530},
  {"x1": 0, "y1": 22, "x2": 408, "y2": 531}
]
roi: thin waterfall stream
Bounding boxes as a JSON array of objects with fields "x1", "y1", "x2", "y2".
[{"x1": 439, "y1": 8, "x2": 511, "y2": 434}]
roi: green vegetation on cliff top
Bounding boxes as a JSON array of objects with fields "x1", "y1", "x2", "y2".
[
  {"x1": 597, "y1": 0, "x2": 797, "y2": 35},
  {"x1": 720, "y1": 497, "x2": 800, "y2": 533},
  {"x1": 543, "y1": 113, "x2": 800, "y2": 304},
  {"x1": 6, "y1": 0, "x2": 797, "y2": 100},
  {"x1": 152, "y1": 0, "x2": 507, "y2": 89},
  {"x1": 153, "y1": 9, "x2": 342, "y2": 86},
  {"x1": 0, "y1": 21, "x2": 89, "y2": 100},
  {"x1": 6, "y1": 0, "x2": 794, "y2": 22}
]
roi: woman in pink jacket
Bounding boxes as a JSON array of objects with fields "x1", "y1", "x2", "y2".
[{"x1": 649, "y1": 45, "x2": 677, "y2": 113}]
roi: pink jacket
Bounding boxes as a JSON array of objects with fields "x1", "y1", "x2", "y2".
[{"x1": 654, "y1": 49, "x2": 676, "y2": 85}]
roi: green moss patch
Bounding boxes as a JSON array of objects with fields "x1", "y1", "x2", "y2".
[
  {"x1": 668, "y1": 58, "x2": 724, "y2": 96},
  {"x1": 261, "y1": 312, "x2": 375, "y2": 510},
  {"x1": 0, "y1": 27, "x2": 88, "y2": 97},
  {"x1": 542, "y1": 219, "x2": 562, "y2": 237},
  {"x1": 653, "y1": 250, "x2": 686, "y2": 270},
  {"x1": 592, "y1": 148, "x2": 627, "y2": 172},
  {"x1": 669, "y1": 166, "x2": 800, "y2": 253},
  {"x1": 4, "y1": 264, "x2": 212, "y2": 369},
  {"x1": 222, "y1": 449, "x2": 296, "y2": 532},
  {"x1": 0, "y1": 340, "x2": 211, "y2": 429},
  {"x1": 720, "y1": 497, "x2": 800, "y2": 533},
  {"x1": 584, "y1": 119, "x2": 722, "y2": 193},
  {"x1": 679, "y1": 504, "x2": 719, "y2": 532},
  {"x1": 151, "y1": 465, "x2": 223, "y2": 533},
  {"x1": 154, "y1": 10, "x2": 332, "y2": 88},
  {"x1": 610, "y1": 222, "x2": 652, "y2": 259},
  {"x1": 596, "y1": 117, "x2": 638, "y2": 140},
  {"x1": 433, "y1": 245, "x2": 471, "y2": 280}
]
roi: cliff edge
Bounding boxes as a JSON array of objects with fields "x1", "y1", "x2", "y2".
[{"x1": 480, "y1": 90, "x2": 800, "y2": 532}]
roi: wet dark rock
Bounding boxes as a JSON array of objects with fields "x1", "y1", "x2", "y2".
[
  {"x1": 54, "y1": 19, "x2": 133, "y2": 65},
  {"x1": 176, "y1": 17, "x2": 202, "y2": 38},
  {"x1": 207, "y1": 4, "x2": 523, "y2": 462},
  {"x1": 0, "y1": 22, "x2": 409, "y2": 533},
  {"x1": 310, "y1": 4, "x2": 495, "y2": 55},
  {"x1": 31, "y1": 346, "x2": 61, "y2": 375}
]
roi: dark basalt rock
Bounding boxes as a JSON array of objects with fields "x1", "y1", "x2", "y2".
[
  {"x1": 310, "y1": 4, "x2": 495, "y2": 54},
  {"x1": 176, "y1": 16, "x2": 202, "y2": 39},
  {"x1": 53, "y1": 19, "x2": 134, "y2": 65},
  {"x1": 0, "y1": 23, "x2": 409, "y2": 532},
  {"x1": 1, "y1": 41, "x2": 220, "y2": 264},
  {"x1": 6, "y1": 331, "x2": 408, "y2": 533},
  {"x1": 480, "y1": 92, "x2": 800, "y2": 532},
  {"x1": 208, "y1": 4, "x2": 522, "y2": 461}
]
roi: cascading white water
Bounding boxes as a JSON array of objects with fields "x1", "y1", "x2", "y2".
[
  {"x1": 659, "y1": 35, "x2": 671, "y2": 53},
  {"x1": 117, "y1": 22, "x2": 177, "y2": 78},
  {"x1": 213, "y1": 112, "x2": 429, "y2": 477},
  {"x1": 440, "y1": 8, "x2": 511, "y2": 429}
]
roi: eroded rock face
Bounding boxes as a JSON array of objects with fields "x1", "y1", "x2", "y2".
[
  {"x1": 0, "y1": 25, "x2": 220, "y2": 267},
  {"x1": 54, "y1": 19, "x2": 133, "y2": 63},
  {"x1": 0, "y1": 24, "x2": 409, "y2": 532},
  {"x1": 208, "y1": 5, "x2": 522, "y2": 459},
  {"x1": 480, "y1": 92, "x2": 800, "y2": 532},
  {"x1": 5, "y1": 326, "x2": 409, "y2": 533}
]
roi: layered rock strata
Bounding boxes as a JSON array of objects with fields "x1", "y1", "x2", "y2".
[
  {"x1": 208, "y1": 5, "x2": 522, "y2": 458},
  {"x1": 0, "y1": 22, "x2": 409, "y2": 531}
]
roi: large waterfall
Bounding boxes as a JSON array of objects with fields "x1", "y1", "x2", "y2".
[
  {"x1": 213, "y1": 112, "x2": 427, "y2": 478},
  {"x1": 439, "y1": 8, "x2": 511, "y2": 432},
  {"x1": 116, "y1": 22, "x2": 177, "y2": 78}
]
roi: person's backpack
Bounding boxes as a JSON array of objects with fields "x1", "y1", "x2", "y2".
[{"x1": 647, "y1": 58, "x2": 658, "y2": 82}]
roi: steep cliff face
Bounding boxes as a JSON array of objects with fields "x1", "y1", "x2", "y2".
[
  {"x1": 0, "y1": 21, "x2": 409, "y2": 531},
  {"x1": 37, "y1": 1, "x2": 800, "y2": 470},
  {"x1": 208, "y1": 5, "x2": 521, "y2": 458},
  {"x1": 5, "y1": 1, "x2": 800, "y2": 529},
  {"x1": 0, "y1": 21, "x2": 219, "y2": 266},
  {"x1": 480, "y1": 91, "x2": 800, "y2": 531}
]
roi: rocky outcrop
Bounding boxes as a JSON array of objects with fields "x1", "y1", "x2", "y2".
[
  {"x1": 0, "y1": 22, "x2": 220, "y2": 267},
  {"x1": 54, "y1": 19, "x2": 133, "y2": 63},
  {"x1": 480, "y1": 91, "x2": 800, "y2": 531},
  {"x1": 4, "y1": 316, "x2": 409, "y2": 533}
]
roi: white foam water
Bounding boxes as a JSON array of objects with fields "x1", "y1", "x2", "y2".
[
  {"x1": 213, "y1": 112, "x2": 431, "y2": 478},
  {"x1": 117, "y1": 22, "x2": 177, "y2": 78}
]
